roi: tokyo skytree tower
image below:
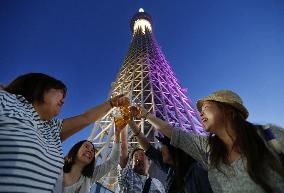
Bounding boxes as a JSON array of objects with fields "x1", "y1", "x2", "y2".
[{"x1": 89, "y1": 8, "x2": 204, "y2": 191}]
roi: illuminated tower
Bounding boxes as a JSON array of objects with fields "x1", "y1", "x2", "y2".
[{"x1": 89, "y1": 8, "x2": 204, "y2": 191}]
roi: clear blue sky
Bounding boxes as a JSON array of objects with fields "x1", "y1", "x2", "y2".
[{"x1": 1, "y1": 0, "x2": 284, "y2": 154}]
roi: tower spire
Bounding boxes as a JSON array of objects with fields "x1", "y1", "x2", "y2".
[
  {"x1": 139, "y1": 8, "x2": 144, "y2": 12},
  {"x1": 131, "y1": 8, "x2": 153, "y2": 34}
]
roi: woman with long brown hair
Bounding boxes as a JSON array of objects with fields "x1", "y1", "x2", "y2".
[{"x1": 137, "y1": 90, "x2": 284, "y2": 193}]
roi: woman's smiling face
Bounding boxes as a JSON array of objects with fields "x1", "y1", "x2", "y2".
[
  {"x1": 200, "y1": 101, "x2": 224, "y2": 133},
  {"x1": 76, "y1": 141, "x2": 95, "y2": 165}
]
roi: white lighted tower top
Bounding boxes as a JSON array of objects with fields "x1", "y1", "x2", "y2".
[{"x1": 131, "y1": 8, "x2": 152, "y2": 33}]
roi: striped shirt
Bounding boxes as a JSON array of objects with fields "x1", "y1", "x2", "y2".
[{"x1": 0, "y1": 90, "x2": 64, "y2": 193}]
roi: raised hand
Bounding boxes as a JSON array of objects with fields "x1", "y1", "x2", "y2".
[
  {"x1": 129, "y1": 106, "x2": 141, "y2": 118},
  {"x1": 110, "y1": 95, "x2": 129, "y2": 107},
  {"x1": 128, "y1": 119, "x2": 140, "y2": 135},
  {"x1": 114, "y1": 117, "x2": 127, "y2": 134},
  {"x1": 114, "y1": 118, "x2": 127, "y2": 143},
  {"x1": 130, "y1": 106, "x2": 148, "y2": 119}
]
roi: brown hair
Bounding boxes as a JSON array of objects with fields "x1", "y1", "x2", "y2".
[
  {"x1": 63, "y1": 140, "x2": 95, "y2": 178},
  {"x1": 157, "y1": 135, "x2": 195, "y2": 193},
  {"x1": 4, "y1": 73, "x2": 67, "y2": 103},
  {"x1": 208, "y1": 101, "x2": 284, "y2": 193},
  {"x1": 169, "y1": 147, "x2": 196, "y2": 193}
]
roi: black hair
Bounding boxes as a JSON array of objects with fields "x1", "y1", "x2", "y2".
[{"x1": 63, "y1": 140, "x2": 95, "y2": 178}]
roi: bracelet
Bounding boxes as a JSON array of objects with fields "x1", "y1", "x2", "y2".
[
  {"x1": 109, "y1": 99, "x2": 114, "y2": 108},
  {"x1": 133, "y1": 129, "x2": 141, "y2": 136}
]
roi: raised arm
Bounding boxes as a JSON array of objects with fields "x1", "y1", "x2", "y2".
[
  {"x1": 136, "y1": 107, "x2": 173, "y2": 138},
  {"x1": 60, "y1": 95, "x2": 128, "y2": 142},
  {"x1": 128, "y1": 120, "x2": 150, "y2": 151},
  {"x1": 133, "y1": 106, "x2": 208, "y2": 168},
  {"x1": 146, "y1": 113, "x2": 173, "y2": 138},
  {"x1": 91, "y1": 122, "x2": 124, "y2": 182},
  {"x1": 170, "y1": 127, "x2": 208, "y2": 168},
  {"x1": 119, "y1": 122, "x2": 129, "y2": 168},
  {"x1": 128, "y1": 119, "x2": 168, "y2": 172}
]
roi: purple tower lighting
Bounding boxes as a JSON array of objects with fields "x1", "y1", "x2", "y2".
[{"x1": 89, "y1": 8, "x2": 204, "y2": 191}]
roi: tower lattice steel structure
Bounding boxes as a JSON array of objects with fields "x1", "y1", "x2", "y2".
[{"x1": 89, "y1": 8, "x2": 204, "y2": 191}]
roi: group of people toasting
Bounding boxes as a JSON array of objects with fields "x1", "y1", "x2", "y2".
[{"x1": 0, "y1": 73, "x2": 283, "y2": 193}]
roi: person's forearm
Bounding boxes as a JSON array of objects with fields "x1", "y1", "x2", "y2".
[
  {"x1": 146, "y1": 114, "x2": 173, "y2": 138},
  {"x1": 131, "y1": 124, "x2": 150, "y2": 151},
  {"x1": 61, "y1": 100, "x2": 112, "y2": 141},
  {"x1": 114, "y1": 131, "x2": 120, "y2": 143},
  {"x1": 83, "y1": 100, "x2": 112, "y2": 123},
  {"x1": 120, "y1": 127, "x2": 128, "y2": 168}
]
